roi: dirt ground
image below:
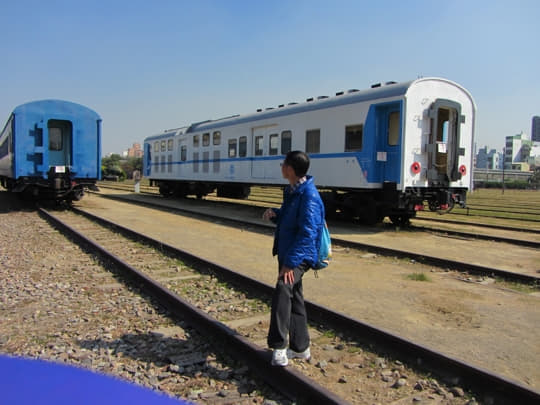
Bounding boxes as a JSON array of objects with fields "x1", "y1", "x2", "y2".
[{"x1": 74, "y1": 192, "x2": 540, "y2": 393}]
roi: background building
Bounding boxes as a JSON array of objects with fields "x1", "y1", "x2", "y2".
[
  {"x1": 532, "y1": 116, "x2": 540, "y2": 142},
  {"x1": 126, "y1": 143, "x2": 143, "y2": 158},
  {"x1": 476, "y1": 146, "x2": 502, "y2": 169},
  {"x1": 505, "y1": 132, "x2": 533, "y2": 171}
]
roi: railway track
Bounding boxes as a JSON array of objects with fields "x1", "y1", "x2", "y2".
[
  {"x1": 37, "y1": 206, "x2": 344, "y2": 404},
  {"x1": 37, "y1": 204, "x2": 540, "y2": 404},
  {"x1": 96, "y1": 182, "x2": 540, "y2": 242},
  {"x1": 93, "y1": 191, "x2": 540, "y2": 285}
]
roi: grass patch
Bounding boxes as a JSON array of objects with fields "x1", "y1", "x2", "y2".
[
  {"x1": 406, "y1": 272, "x2": 431, "y2": 282},
  {"x1": 494, "y1": 278, "x2": 539, "y2": 294}
]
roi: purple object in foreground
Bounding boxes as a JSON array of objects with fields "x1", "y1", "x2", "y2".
[{"x1": 0, "y1": 355, "x2": 190, "y2": 405}]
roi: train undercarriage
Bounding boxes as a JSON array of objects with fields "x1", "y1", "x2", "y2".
[
  {"x1": 151, "y1": 179, "x2": 466, "y2": 226},
  {"x1": 320, "y1": 184, "x2": 467, "y2": 225},
  {"x1": 1, "y1": 168, "x2": 98, "y2": 202}
]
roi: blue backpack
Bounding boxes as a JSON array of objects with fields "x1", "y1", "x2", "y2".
[{"x1": 313, "y1": 221, "x2": 332, "y2": 274}]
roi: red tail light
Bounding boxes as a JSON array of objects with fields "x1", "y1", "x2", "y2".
[
  {"x1": 459, "y1": 165, "x2": 467, "y2": 175},
  {"x1": 411, "y1": 162, "x2": 421, "y2": 174}
]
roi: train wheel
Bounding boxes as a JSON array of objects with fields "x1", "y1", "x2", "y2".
[
  {"x1": 71, "y1": 189, "x2": 84, "y2": 201},
  {"x1": 159, "y1": 185, "x2": 172, "y2": 197},
  {"x1": 390, "y1": 214, "x2": 412, "y2": 227},
  {"x1": 359, "y1": 199, "x2": 383, "y2": 225},
  {"x1": 320, "y1": 191, "x2": 337, "y2": 219}
]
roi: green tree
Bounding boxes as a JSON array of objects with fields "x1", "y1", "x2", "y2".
[
  {"x1": 101, "y1": 154, "x2": 125, "y2": 180},
  {"x1": 120, "y1": 157, "x2": 143, "y2": 179},
  {"x1": 529, "y1": 167, "x2": 540, "y2": 189}
]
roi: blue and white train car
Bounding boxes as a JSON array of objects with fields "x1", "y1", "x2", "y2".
[
  {"x1": 143, "y1": 77, "x2": 475, "y2": 224},
  {"x1": 0, "y1": 100, "x2": 101, "y2": 201}
]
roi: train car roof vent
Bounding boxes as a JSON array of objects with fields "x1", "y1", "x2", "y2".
[
  {"x1": 385, "y1": 81, "x2": 397, "y2": 85},
  {"x1": 306, "y1": 97, "x2": 314, "y2": 102},
  {"x1": 335, "y1": 91, "x2": 344, "y2": 96},
  {"x1": 265, "y1": 107, "x2": 274, "y2": 110},
  {"x1": 371, "y1": 83, "x2": 381, "y2": 88},
  {"x1": 278, "y1": 104, "x2": 285, "y2": 108},
  {"x1": 317, "y1": 96, "x2": 329, "y2": 100},
  {"x1": 347, "y1": 89, "x2": 359, "y2": 93},
  {"x1": 257, "y1": 109, "x2": 262, "y2": 112},
  {"x1": 288, "y1": 102, "x2": 298, "y2": 105}
]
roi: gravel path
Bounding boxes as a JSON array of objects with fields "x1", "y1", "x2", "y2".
[{"x1": 0, "y1": 206, "x2": 285, "y2": 404}]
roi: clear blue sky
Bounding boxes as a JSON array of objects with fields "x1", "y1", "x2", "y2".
[{"x1": 1, "y1": 0, "x2": 538, "y2": 155}]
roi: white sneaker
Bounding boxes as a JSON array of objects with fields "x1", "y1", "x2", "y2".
[
  {"x1": 271, "y1": 348, "x2": 288, "y2": 366},
  {"x1": 287, "y1": 347, "x2": 311, "y2": 361}
]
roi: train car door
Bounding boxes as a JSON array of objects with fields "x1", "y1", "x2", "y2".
[
  {"x1": 144, "y1": 143, "x2": 152, "y2": 176},
  {"x1": 375, "y1": 103, "x2": 402, "y2": 184},
  {"x1": 178, "y1": 136, "x2": 187, "y2": 177},
  {"x1": 48, "y1": 120, "x2": 72, "y2": 168},
  {"x1": 251, "y1": 126, "x2": 266, "y2": 178},
  {"x1": 426, "y1": 99, "x2": 464, "y2": 185}
]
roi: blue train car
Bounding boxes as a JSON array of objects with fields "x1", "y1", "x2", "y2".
[{"x1": 0, "y1": 100, "x2": 101, "y2": 201}]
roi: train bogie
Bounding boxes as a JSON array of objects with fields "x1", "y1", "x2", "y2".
[
  {"x1": 143, "y1": 78, "x2": 475, "y2": 224},
  {"x1": 0, "y1": 100, "x2": 101, "y2": 201}
]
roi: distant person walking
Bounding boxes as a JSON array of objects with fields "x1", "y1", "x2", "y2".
[
  {"x1": 262, "y1": 151, "x2": 325, "y2": 366},
  {"x1": 133, "y1": 169, "x2": 141, "y2": 193}
]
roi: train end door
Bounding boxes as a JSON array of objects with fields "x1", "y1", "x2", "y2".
[
  {"x1": 47, "y1": 119, "x2": 72, "y2": 169},
  {"x1": 144, "y1": 143, "x2": 152, "y2": 176}
]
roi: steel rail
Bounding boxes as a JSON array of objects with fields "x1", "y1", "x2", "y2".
[
  {"x1": 422, "y1": 211, "x2": 540, "y2": 223},
  {"x1": 410, "y1": 224, "x2": 540, "y2": 249},
  {"x1": 413, "y1": 216, "x2": 540, "y2": 234},
  {"x1": 37, "y1": 207, "x2": 348, "y2": 405},
  {"x1": 93, "y1": 193, "x2": 540, "y2": 285},
  {"x1": 461, "y1": 207, "x2": 540, "y2": 216},
  {"x1": 43, "y1": 206, "x2": 540, "y2": 405}
]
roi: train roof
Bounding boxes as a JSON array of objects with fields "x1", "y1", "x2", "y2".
[
  {"x1": 186, "y1": 80, "x2": 413, "y2": 134},
  {"x1": 144, "y1": 77, "x2": 473, "y2": 141},
  {"x1": 12, "y1": 99, "x2": 101, "y2": 120}
]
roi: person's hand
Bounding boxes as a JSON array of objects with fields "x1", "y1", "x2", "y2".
[
  {"x1": 262, "y1": 208, "x2": 276, "y2": 221},
  {"x1": 279, "y1": 266, "x2": 294, "y2": 284}
]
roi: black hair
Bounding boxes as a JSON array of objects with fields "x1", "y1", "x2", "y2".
[{"x1": 284, "y1": 150, "x2": 310, "y2": 177}]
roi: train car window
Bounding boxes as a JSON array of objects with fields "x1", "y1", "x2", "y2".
[
  {"x1": 269, "y1": 134, "x2": 279, "y2": 155},
  {"x1": 255, "y1": 136, "x2": 264, "y2": 156},
  {"x1": 203, "y1": 133, "x2": 210, "y2": 146},
  {"x1": 239, "y1": 136, "x2": 247, "y2": 157},
  {"x1": 180, "y1": 145, "x2": 187, "y2": 161},
  {"x1": 345, "y1": 124, "x2": 363, "y2": 151},
  {"x1": 49, "y1": 128, "x2": 63, "y2": 151},
  {"x1": 167, "y1": 139, "x2": 173, "y2": 151},
  {"x1": 306, "y1": 129, "x2": 320, "y2": 153},
  {"x1": 388, "y1": 112, "x2": 400, "y2": 146},
  {"x1": 203, "y1": 151, "x2": 209, "y2": 172},
  {"x1": 0, "y1": 117, "x2": 12, "y2": 158},
  {"x1": 193, "y1": 135, "x2": 200, "y2": 148},
  {"x1": 213, "y1": 150, "x2": 220, "y2": 172},
  {"x1": 0, "y1": 138, "x2": 7, "y2": 158},
  {"x1": 213, "y1": 131, "x2": 221, "y2": 146},
  {"x1": 161, "y1": 140, "x2": 166, "y2": 152},
  {"x1": 168, "y1": 155, "x2": 172, "y2": 172},
  {"x1": 154, "y1": 141, "x2": 159, "y2": 152},
  {"x1": 228, "y1": 139, "x2": 237, "y2": 158},
  {"x1": 193, "y1": 152, "x2": 199, "y2": 172},
  {"x1": 161, "y1": 155, "x2": 166, "y2": 172},
  {"x1": 281, "y1": 131, "x2": 292, "y2": 154}
]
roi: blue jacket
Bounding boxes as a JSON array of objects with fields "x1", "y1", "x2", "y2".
[{"x1": 271, "y1": 176, "x2": 325, "y2": 269}]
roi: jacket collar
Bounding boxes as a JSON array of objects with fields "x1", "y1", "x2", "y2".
[{"x1": 287, "y1": 175, "x2": 313, "y2": 195}]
